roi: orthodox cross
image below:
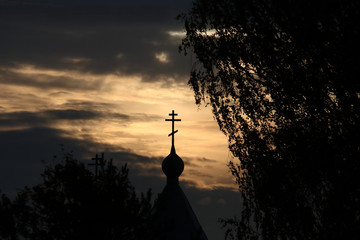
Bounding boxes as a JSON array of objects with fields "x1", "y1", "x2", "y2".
[
  {"x1": 165, "y1": 110, "x2": 181, "y2": 148},
  {"x1": 88, "y1": 153, "x2": 105, "y2": 180}
]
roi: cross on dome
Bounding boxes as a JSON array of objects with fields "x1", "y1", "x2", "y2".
[
  {"x1": 88, "y1": 153, "x2": 105, "y2": 180},
  {"x1": 165, "y1": 110, "x2": 181, "y2": 150},
  {"x1": 162, "y1": 110, "x2": 184, "y2": 182},
  {"x1": 157, "y1": 111, "x2": 208, "y2": 239}
]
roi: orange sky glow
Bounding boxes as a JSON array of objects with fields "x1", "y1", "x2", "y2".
[
  {"x1": 0, "y1": 62, "x2": 236, "y2": 191},
  {"x1": 0, "y1": 5, "x2": 242, "y2": 239}
]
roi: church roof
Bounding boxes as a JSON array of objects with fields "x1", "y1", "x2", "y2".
[{"x1": 152, "y1": 110, "x2": 208, "y2": 240}]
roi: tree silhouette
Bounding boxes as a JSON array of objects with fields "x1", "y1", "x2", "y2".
[
  {"x1": 0, "y1": 193, "x2": 17, "y2": 240},
  {"x1": 0, "y1": 153, "x2": 153, "y2": 240},
  {"x1": 180, "y1": 0, "x2": 360, "y2": 239}
]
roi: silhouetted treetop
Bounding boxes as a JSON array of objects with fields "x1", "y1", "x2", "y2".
[
  {"x1": 0, "y1": 154, "x2": 153, "y2": 240},
  {"x1": 180, "y1": 0, "x2": 360, "y2": 239}
]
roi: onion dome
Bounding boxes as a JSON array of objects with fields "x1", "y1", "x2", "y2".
[
  {"x1": 152, "y1": 110, "x2": 208, "y2": 240},
  {"x1": 162, "y1": 146, "x2": 184, "y2": 184}
]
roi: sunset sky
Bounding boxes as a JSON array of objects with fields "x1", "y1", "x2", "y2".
[{"x1": 0, "y1": 1, "x2": 241, "y2": 239}]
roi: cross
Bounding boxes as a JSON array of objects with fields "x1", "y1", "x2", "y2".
[
  {"x1": 165, "y1": 110, "x2": 181, "y2": 148},
  {"x1": 88, "y1": 153, "x2": 105, "y2": 180}
]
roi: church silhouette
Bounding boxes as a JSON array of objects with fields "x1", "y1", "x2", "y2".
[{"x1": 152, "y1": 110, "x2": 208, "y2": 240}]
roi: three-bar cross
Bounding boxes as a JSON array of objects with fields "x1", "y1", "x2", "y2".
[
  {"x1": 88, "y1": 153, "x2": 105, "y2": 180},
  {"x1": 165, "y1": 110, "x2": 181, "y2": 148}
]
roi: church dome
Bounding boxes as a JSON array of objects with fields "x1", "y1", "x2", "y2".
[
  {"x1": 153, "y1": 110, "x2": 208, "y2": 239},
  {"x1": 162, "y1": 146, "x2": 184, "y2": 179}
]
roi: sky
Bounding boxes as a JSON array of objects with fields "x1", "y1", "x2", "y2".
[{"x1": 0, "y1": 1, "x2": 242, "y2": 239}]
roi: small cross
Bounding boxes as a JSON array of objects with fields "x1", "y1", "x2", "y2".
[
  {"x1": 88, "y1": 153, "x2": 105, "y2": 180},
  {"x1": 165, "y1": 110, "x2": 181, "y2": 148}
]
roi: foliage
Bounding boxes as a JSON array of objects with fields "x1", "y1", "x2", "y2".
[
  {"x1": 180, "y1": 0, "x2": 360, "y2": 239},
  {"x1": 0, "y1": 193, "x2": 17, "y2": 240},
  {"x1": 0, "y1": 154, "x2": 153, "y2": 240}
]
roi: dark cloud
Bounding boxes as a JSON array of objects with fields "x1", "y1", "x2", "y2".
[
  {"x1": 0, "y1": 0, "x2": 192, "y2": 9},
  {"x1": 196, "y1": 157, "x2": 218, "y2": 163},
  {"x1": 182, "y1": 156, "x2": 218, "y2": 168},
  {"x1": 60, "y1": 100, "x2": 117, "y2": 110},
  {"x1": 48, "y1": 91, "x2": 71, "y2": 96},
  {"x1": 60, "y1": 99, "x2": 163, "y2": 122},
  {"x1": 0, "y1": 109, "x2": 130, "y2": 128},
  {"x1": 0, "y1": 105, "x2": 162, "y2": 130},
  {"x1": 129, "y1": 113, "x2": 163, "y2": 122},
  {"x1": 0, "y1": 68, "x2": 104, "y2": 91},
  {"x1": 0, "y1": 126, "x2": 161, "y2": 196},
  {"x1": 0, "y1": 127, "x2": 92, "y2": 196},
  {"x1": 0, "y1": 1, "x2": 192, "y2": 83},
  {"x1": 45, "y1": 109, "x2": 110, "y2": 120},
  {"x1": 0, "y1": 111, "x2": 52, "y2": 127},
  {"x1": 186, "y1": 169, "x2": 213, "y2": 178}
]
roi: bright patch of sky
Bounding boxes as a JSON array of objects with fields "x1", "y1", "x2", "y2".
[{"x1": 0, "y1": 62, "x2": 235, "y2": 190}]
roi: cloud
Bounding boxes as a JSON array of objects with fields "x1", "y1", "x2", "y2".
[
  {"x1": 61, "y1": 57, "x2": 92, "y2": 64},
  {"x1": 0, "y1": 127, "x2": 94, "y2": 196},
  {"x1": 155, "y1": 52, "x2": 170, "y2": 63},
  {"x1": 217, "y1": 198, "x2": 226, "y2": 205},
  {"x1": 0, "y1": 109, "x2": 128, "y2": 129},
  {"x1": 0, "y1": 66, "x2": 104, "y2": 91},
  {"x1": 0, "y1": 4, "x2": 191, "y2": 83},
  {"x1": 0, "y1": 126, "x2": 162, "y2": 195},
  {"x1": 0, "y1": 0, "x2": 192, "y2": 9},
  {"x1": 0, "y1": 107, "x2": 164, "y2": 132},
  {"x1": 45, "y1": 109, "x2": 103, "y2": 120},
  {"x1": 59, "y1": 100, "x2": 117, "y2": 111},
  {"x1": 183, "y1": 157, "x2": 218, "y2": 167},
  {"x1": 0, "y1": 2, "x2": 240, "y2": 239},
  {"x1": 167, "y1": 30, "x2": 186, "y2": 38},
  {"x1": 198, "y1": 196, "x2": 212, "y2": 205}
]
